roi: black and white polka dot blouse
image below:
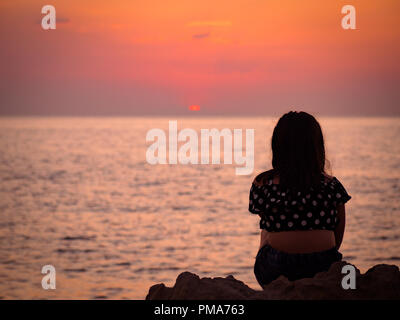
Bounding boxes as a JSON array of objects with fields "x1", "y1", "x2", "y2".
[{"x1": 248, "y1": 172, "x2": 351, "y2": 232}]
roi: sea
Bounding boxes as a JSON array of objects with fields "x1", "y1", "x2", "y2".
[{"x1": 0, "y1": 116, "x2": 399, "y2": 299}]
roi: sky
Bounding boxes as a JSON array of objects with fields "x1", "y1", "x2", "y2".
[{"x1": 0, "y1": 0, "x2": 399, "y2": 116}]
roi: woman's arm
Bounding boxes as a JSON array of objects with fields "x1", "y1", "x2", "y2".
[
  {"x1": 260, "y1": 229, "x2": 271, "y2": 249},
  {"x1": 334, "y1": 204, "x2": 346, "y2": 250}
]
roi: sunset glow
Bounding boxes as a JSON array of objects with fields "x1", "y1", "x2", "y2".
[{"x1": 0, "y1": 0, "x2": 399, "y2": 115}]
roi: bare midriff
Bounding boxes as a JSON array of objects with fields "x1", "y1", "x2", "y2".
[{"x1": 260, "y1": 229, "x2": 336, "y2": 253}]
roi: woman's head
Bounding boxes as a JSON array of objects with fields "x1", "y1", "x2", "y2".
[{"x1": 271, "y1": 111, "x2": 326, "y2": 190}]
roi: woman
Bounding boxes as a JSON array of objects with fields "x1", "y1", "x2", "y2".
[{"x1": 249, "y1": 111, "x2": 351, "y2": 288}]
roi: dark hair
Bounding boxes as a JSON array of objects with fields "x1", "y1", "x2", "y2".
[{"x1": 271, "y1": 111, "x2": 326, "y2": 191}]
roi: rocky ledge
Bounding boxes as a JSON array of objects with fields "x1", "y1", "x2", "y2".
[{"x1": 146, "y1": 261, "x2": 400, "y2": 300}]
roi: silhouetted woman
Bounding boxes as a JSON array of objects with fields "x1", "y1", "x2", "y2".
[{"x1": 249, "y1": 111, "x2": 351, "y2": 288}]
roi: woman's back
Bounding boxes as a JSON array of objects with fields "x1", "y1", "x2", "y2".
[
  {"x1": 261, "y1": 229, "x2": 336, "y2": 254},
  {"x1": 253, "y1": 171, "x2": 345, "y2": 253},
  {"x1": 250, "y1": 170, "x2": 349, "y2": 253}
]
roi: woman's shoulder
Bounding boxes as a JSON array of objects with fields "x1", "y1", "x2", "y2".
[
  {"x1": 322, "y1": 172, "x2": 334, "y2": 183},
  {"x1": 252, "y1": 170, "x2": 346, "y2": 188},
  {"x1": 322, "y1": 173, "x2": 352, "y2": 204},
  {"x1": 252, "y1": 169, "x2": 276, "y2": 187},
  {"x1": 322, "y1": 172, "x2": 345, "y2": 186}
]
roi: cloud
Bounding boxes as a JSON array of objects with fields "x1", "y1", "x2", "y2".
[
  {"x1": 57, "y1": 17, "x2": 70, "y2": 24},
  {"x1": 192, "y1": 32, "x2": 210, "y2": 39},
  {"x1": 187, "y1": 21, "x2": 232, "y2": 27}
]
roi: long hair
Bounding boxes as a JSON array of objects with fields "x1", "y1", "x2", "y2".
[{"x1": 271, "y1": 111, "x2": 326, "y2": 191}]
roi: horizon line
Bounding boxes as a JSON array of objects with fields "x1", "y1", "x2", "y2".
[{"x1": 1, "y1": 114, "x2": 399, "y2": 119}]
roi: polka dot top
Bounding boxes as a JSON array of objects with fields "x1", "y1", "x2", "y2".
[{"x1": 248, "y1": 172, "x2": 351, "y2": 232}]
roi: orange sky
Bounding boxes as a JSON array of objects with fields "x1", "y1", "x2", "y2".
[{"x1": 0, "y1": 0, "x2": 399, "y2": 115}]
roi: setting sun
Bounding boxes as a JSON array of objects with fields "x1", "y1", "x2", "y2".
[{"x1": 189, "y1": 105, "x2": 201, "y2": 111}]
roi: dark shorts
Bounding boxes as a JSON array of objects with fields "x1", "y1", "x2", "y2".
[{"x1": 254, "y1": 244, "x2": 342, "y2": 288}]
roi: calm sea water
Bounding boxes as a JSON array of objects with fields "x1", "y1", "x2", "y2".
[{"x1": 0, "y1": 116, "x2": 399, "y2": 299}]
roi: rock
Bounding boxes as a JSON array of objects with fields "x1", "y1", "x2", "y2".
[{"x1": 146, "y1": 261, "x2": 400, "y2": 300}]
